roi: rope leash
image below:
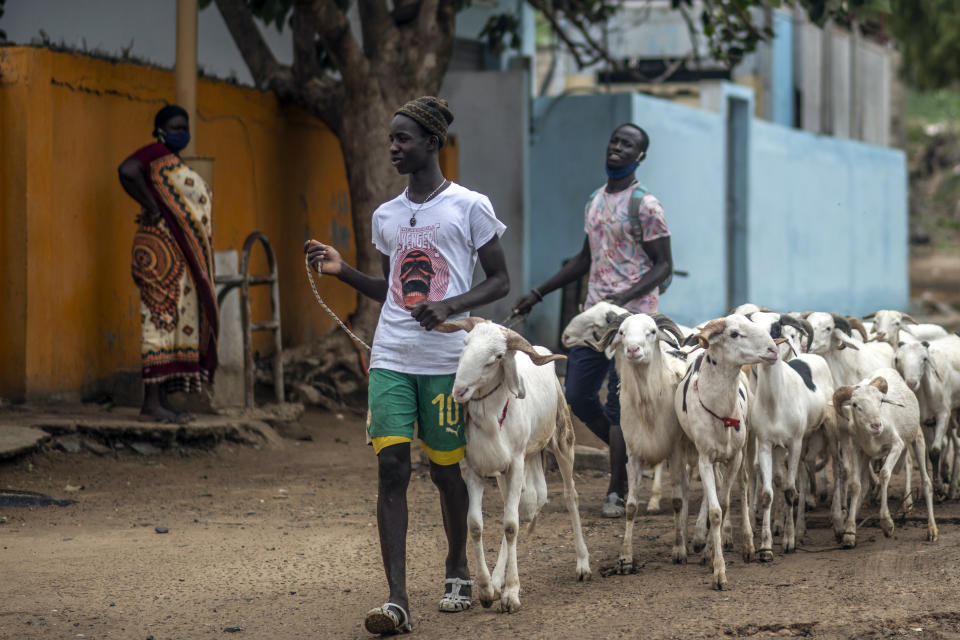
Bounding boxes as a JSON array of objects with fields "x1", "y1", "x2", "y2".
[{"x1": 304, "y1": 254, "x2": 372, "y2": 352}]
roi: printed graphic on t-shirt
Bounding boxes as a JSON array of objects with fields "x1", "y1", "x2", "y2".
[{"x1": 392, "y1": 224, "x2": 450, "y2": 309}]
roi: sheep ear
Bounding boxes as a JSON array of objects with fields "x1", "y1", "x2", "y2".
[
  {"x1": 502, "y1": 352, "x2": 526, "y2": 399},
  {"x1": 604, "y1": 332, "x2": 623, "y2": 359},
  {"x1": 869, "y1": 376, "x2": 888, "y2": 394},
  {"x1": 833, "y1": 385, "x2": 854, "y2": 409},
  {"x1": 863, "y1": 311, "x2": 877, "y2": 319},
  {"x1": 901, "y1": 314, "x2": 918, "y2": 325}
]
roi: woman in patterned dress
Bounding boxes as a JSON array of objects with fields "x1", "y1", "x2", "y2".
[{"x1": 118, "y1": 105, "x2": 219, "y2": 423}]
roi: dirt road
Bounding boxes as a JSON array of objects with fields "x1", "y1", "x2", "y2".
[{"x1": 2, "y1": 409, "x2": 960, "y2": 640}]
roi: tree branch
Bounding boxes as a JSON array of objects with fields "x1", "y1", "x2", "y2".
[
  {"x1": 357, "y1": 0, "x2": 391, "y2": 60},
  {"x1": 302, "y1": 0, "x2": 369, "y2": 84},
  {"x1": 214, "y1": 0, "x2": 292, "y2": 90},
  {"x1": 302, "y1": 74, "x2": 344, "y2": 133},
  {"x1": 291, "y1": 2, "x2": 322, "y2": 81}
]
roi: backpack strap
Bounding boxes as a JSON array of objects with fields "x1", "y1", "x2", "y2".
[
  {"x1": 627, "y1": 185, "x2": 674, "y2": 295},
  {"x1": 626, "y1": 185, "x2": 649, "y2": 243}
]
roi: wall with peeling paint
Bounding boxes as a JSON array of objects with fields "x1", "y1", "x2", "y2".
[{"x1": 0, "y1": 47, "x2": 455, "y2": 402}]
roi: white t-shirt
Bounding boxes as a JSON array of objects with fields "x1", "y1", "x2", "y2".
[{"x1": 370, "y1": 182, "x2": 507, "y2": 375}]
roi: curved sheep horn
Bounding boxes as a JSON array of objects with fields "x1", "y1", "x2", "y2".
[
  {"x1": 778, "y1": 314, "x2": 809, "y2": 338},
  {"x1": 800, "y1": 311, "x2": 814, "y2": 319},
  {"x1": 863, "y1": 311, "x2": 877, "y2": 320},
  {"x1": 847, "y1": 317, "x2": 869, "y2": 342},
  {"x1": 502, "y1": 327, "x2": 566, "y2": 366},
  {"x1": 901, "y1": 313, "x2": 918, "y2": 325},
  {"x1": 833, "y1": 385, "x2": 854, "y2": 408},
  {"x1": 650, "y1": 312, "x2": 685, "y2": 347},
  {"x1": 605, "y1": 311, "x2": 632, "y2": 328},
  {"x1": 758, "y1": 305, "x2": 774, "y2": 312},
  {"x1": 433, "y1": 317, "x2": 488, "y2": 334},
  {"x1": 696, "y1": 318, "x2": 727, "y2": 349},
  {"x1": 830, "y1": 313, "x2": 853, "y2": 336},
  {"x1": 869, "y1": 376, "x2": 888, "y2": 394}
]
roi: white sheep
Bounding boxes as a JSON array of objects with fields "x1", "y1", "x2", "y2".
[
  {"x1": 434, "y1": 317, "x2": 591, "y2": 613},
  {"x1": 674, "y1": 314, "x2": 779, "y2": 589},
  {"x1": 561, "y1": 300, "x2": 687, "y2": 512},
  {"x1": 865, "y1": 310, "x2": 948, "y2": 348},
  {"x1": 592, "y1": 310, "x2": 691, "y2": 572},
  {"x1": 895, "y1": 335, "x2": 960, "y2": 497},
  {"x1": 832, "y1": 369, "x2": 938, "y2": 548},
  {"x1": 745, "y1": 312, "x2": 836, "y2": 560}
]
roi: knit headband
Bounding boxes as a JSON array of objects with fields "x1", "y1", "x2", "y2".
[{"x1": 395, "y1": 96, "x2": 454, "y2": 145}]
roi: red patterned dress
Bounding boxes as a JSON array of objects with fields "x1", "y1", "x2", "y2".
[{"x1": 128, "y1": 143, "x2": 218, "y2": 391}]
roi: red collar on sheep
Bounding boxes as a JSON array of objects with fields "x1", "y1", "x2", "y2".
[{"x1": 695, "y1": 380, "x2": 740, "y2": 431}]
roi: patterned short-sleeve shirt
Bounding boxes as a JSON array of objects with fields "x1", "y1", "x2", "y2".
[{"x1": 584, "y1": 185, "x2": 670, "y2": 313}]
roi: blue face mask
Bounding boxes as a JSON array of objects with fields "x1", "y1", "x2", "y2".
[
  {"x1": 161, "y1": 131, "x2": 190, "y2": 152},
  {"x1": 606, "y1": 159, "x2": 640, "y2": 180}
]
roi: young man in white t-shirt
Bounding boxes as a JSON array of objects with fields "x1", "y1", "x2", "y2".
[{"x1": 305, "y1": 97, "x2": 509, "y2": 635}]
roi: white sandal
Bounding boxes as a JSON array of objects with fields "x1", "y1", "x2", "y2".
[
  {"x1": 364, "y1": 602, "x2": 412, "y2": 635},
  {"x1": 438, "y1": 577, "x2": 473, "y2": 612}
]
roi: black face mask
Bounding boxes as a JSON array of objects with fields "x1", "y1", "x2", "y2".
[{"x1": 159, "y1": 130, "x2": 190, "y2": 152}]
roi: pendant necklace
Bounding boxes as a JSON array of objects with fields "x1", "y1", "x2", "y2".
[{"x1": 407, "y1": 179, "x2": 448, "y2": 227}]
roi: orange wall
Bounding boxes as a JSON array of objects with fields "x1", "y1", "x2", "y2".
[{"x1": 0, "y1": 47, "x2": 377, "y2": 400}]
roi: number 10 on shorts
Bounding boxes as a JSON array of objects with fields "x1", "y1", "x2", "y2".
[{"x1": 431, "y1": 393, "x2": 460, "y2": 426}]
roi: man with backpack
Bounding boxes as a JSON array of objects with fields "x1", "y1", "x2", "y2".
[{"x1": 511, "y1": 123, "x2": 673, "y2": 517}]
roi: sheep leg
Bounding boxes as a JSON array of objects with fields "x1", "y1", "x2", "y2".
[
  {"x1": 949, "y1": 422, "x2": 960, "y2": 501},
  {"x1": 498, "y1": 461, "x2": 524, "y2": 613},
  {"x1": 878, "y1": 442, "x2": 904, "y2": 537},
  {"x1": 619, "y1": 455, "x2": 644, "y2": 574},
  {"x1": 900, "y1": 446, "x2": 914, "y2": 513},
  {"x1": 647, "y1": 461, "x2": 664, "y2": 513},
  {"x1": 551, "y1": 439, "x2": 592, "y2": 581},
  {"x1": 670, "y1": 445, "x2": 689, "y2": 565},
  {"x1": 737, "y1": 449, "x2": 755, "y2": 563},
  {"x1": 782, "y1": 439, "x2": 803, "y2": 554},
  {"x1": 464, "y1": 466, "x2": 496, "y2": 608},
  {"x1": 720, "y1": 462, "x2": 734, "y2": 552},
  {"x1": 842, "y1": 451, "x2": 863, "y2": 549},
  {"x1": 757, "y1": 440, "x2": 775, "y2": 562},
  {"x1": 913, "y1": 432, "x2": 939, "y2": 542},
  {"x1": 489, "y1": 476, "x2": 509, "y2": 600},
  {"x1": 692, "y1": 493, "x2": 709, "y2": 554},
  {"x1": 829, "y1": 426, "x2": 848, "y2": 542},
  {"x1": 796, "y1": 462, "x2": 809, "y2": 544},
  {"x1": 698, "y1": 455, "x2": 727, "y2": 590}
]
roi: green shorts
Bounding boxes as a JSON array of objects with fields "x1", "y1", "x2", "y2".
[{"x1": 367, "y1": 368, "x2": 466, "y2": 466}]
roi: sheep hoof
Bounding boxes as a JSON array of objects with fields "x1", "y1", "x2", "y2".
[
  {"x1": 880, "y1": 517, "x2": 895, "y2": 537},
  {"x1": 713, "y1": 574, "x2": 728, "y2": 591},
  {"x1": 784, "y1": 544, "x2": 796, "y2": 554},
  {"x1": 577, "y1": 559, "x2": 592, "y2": 581},
  {"x1": 646, "y1": 498, "x2": 661, "y2": 514},
  {"x1": 672, "y1": 546, "x2": 687, "y2": 565},
  {"x1": 841, "y1": 532, "x2": 856, "y2": 548},
  {"x1": 723, "y1": 539, "x2": 734, "y2": 552},
  {"x1": 928, "y1": 525, "x2": 939, "y2": 543},
  {"x1": 758, "y1": 548, "x2": 774, "y2": 563},
  {"x1": 500, "y1": 593, "x2": 521, "y2": 613},
  {"x1": 617, "y1": 556, "x2": 634, "y2": 575},
  {"x1": 692, "y1": 541, "x2": 706, "y2": 554}
]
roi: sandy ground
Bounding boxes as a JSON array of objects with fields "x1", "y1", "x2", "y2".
[{"x1": 2, "y1": 409, "x2": 960, "y2": 640}]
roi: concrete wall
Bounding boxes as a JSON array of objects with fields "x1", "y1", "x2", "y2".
[
  {"x1": 526, "y1": 85, "x2": 907, "y2": 349},
  {"x1": 748, "y1": 120, "x2": 908, "y2": 313},
  {"x1": 0, "y1": 47, "x2": 453, "y2": 401},
  {"x1": 441, "y1": 70, "x2": 530, "y2": 322}
]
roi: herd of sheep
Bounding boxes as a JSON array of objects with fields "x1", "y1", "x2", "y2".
[{"x1": 432, "y1": 304, "x2": 960, "y2": 610}]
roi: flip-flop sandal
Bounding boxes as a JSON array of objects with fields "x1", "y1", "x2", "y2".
[
  {"x1": 363, "y1": 602, "x2": 412, "y2": 635},
  {"x1": 439, "y1": 577, "x2": 473, "y2": 612}
]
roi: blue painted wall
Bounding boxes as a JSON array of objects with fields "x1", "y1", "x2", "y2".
[{"x1": 527, "y1": 85, "x2": 908, "y2": 348}]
